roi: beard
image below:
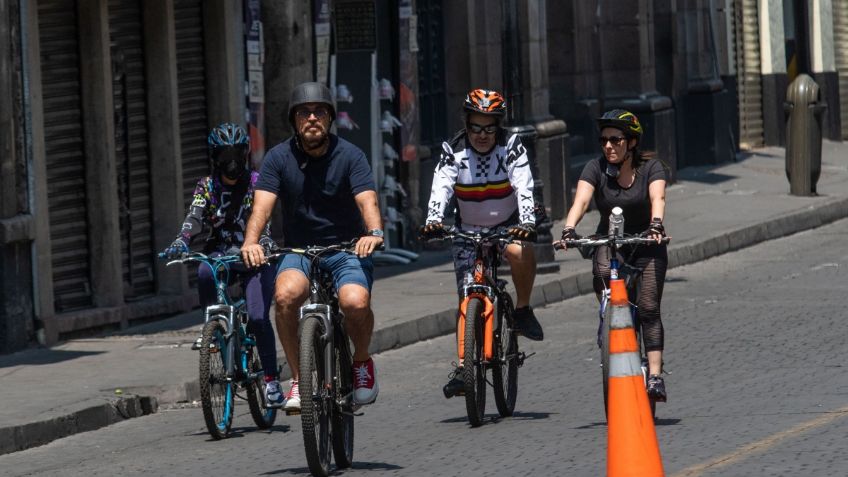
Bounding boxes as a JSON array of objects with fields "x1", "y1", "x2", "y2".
[{"x1": 299, "y1": 123, "x2": 329, "y2": 151}]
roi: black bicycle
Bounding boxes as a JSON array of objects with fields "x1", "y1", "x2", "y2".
[
  {"x1": 270, "y1": 241, "x2": 367, "y2": 477},
  {"x1": 429, "y1": 227, "x2": 530, "y2": 427},
  {"x1": 160, "y1": 252, "x2": 279, "y2": 439},
  {"x1": 556, "y1": 217, "x2": 669, "y2": 419}
]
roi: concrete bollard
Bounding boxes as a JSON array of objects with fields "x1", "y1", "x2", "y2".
[{"x1": 784, "y1": 74, "x2": 826, "y2": 196}]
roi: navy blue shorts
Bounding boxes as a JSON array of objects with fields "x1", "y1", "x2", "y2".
[{"x1": 277, "y1": 251, "x2": 374, "y2": 292}]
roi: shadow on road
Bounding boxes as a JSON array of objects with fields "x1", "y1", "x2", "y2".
[
  {"x1": 264, "y1": 461, "x2": 403, "y2": 475},
  {"x1": 0, "y1": 349, "x2": 104, "y2": 368},
  {"x1": 440, "y1": 410, "x2": 554, "y2": 425},
  {"x1": 191, "y1": 422, "x2": 291, "y2": 440}
]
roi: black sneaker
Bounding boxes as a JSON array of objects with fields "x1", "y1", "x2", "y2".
[
  {"x1": 442, "y1": 369, "x2": 465, "y2": 399},
  {"x1": 647, "y1": 374, "x2": 667, "y2": 402},
  {"x1": 513, "y1": 306, "x2": 544, "y2": 341}
]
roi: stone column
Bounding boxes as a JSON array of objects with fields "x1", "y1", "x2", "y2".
[
  {"x1": 0, "y1": 0, "x2": 35, "y2": 353},
  {"x1": 671, "y1": 0, "x2": 737, "y2": 167},
  {"x1": 205, "y1": 0, "x2": 247, "y2": 128},
  {"x1": 809, "y1": 0, "x2": 842, "y2": 139},
  {"x1": 143, "y1": 0, "x2": 188, "y2": 296},
  {"x1": 21, "y1": 0, "x2": 56, "y2": 344},
  {"x1": 503, "y1": 0, "x2": 560, "y2": 273},
  {"x1": 259, "y1": 0, "x2": 313, "y2": 148},
  {"x1": 759, "y1": 0, "x2": 788, "y2": 146},
  {"x1": 596, "y1": 0, "x2": 676, "y2": 175},
  {"x1": 77, "y1": 0, "x2": 123, "y2": 308}
]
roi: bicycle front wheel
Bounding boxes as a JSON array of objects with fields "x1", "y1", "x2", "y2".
[
  {"x1": 199, "y1": 320, "x2": 233, "y2": 439},
  {"x1": 299, "y1": 316, "x2": 332, "y2": 477},
  {"x1": 331, "y1": 333, "x2": 354, "y2": 469},
  {"x1": 493, "y1": 294, "x2": 518, "y2": 417},
  {"x1": 245, "y1": 345, "x2": 277, "y2": 429},
  {"x1": 462, "y1": 297, "x2": 486, "y2": 427}
]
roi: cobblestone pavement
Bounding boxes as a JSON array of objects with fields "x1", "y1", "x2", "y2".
[{"x1": 2, "y1": 219, "x2": 847, "y2": 476}]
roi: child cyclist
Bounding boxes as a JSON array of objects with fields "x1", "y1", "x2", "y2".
[{"x1": 161, "y1": 123, "x2": 284, "y2": 408}]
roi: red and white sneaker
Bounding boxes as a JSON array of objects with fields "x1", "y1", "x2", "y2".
[
  {"x1": 284, "y1": 379, "x2": 300, "y2": 412},
  {"x1": 352, "y1": 358, "x2": 379, "y2": 405}
]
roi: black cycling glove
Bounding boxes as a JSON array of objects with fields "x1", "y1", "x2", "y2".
[
  {"x1": 163, "y1": 238, "x2": 189, "y2": 260},
  {"x1": 560, "y1": 226, "x2": 579, "y2": 241},
  {"x1": 419, "y1": 222, "x2": 447, "y2": 240},
  {"x1": 508, "y1": 223, "x2": 537, "y2": 241},
  {"x1": 645, "y1": 218, "x2": 666, "y2": 237}
]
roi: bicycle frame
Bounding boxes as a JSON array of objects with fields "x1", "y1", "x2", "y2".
[
  {"x1": 284, "y1": 245, "x2": 355, "y2": 407},
  {"x1": 164, "y1": 253, "x2": 263, "y2": 383},
  {"x1": 454, "y1": 230, "x2": 510, "y2": 363}
]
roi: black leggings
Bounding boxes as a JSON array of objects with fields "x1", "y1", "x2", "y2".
[{"x1": 592, "y1": 244, "x2": 667, "y2": 352}]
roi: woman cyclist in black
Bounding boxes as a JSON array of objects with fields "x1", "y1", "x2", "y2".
[{"x1": 560, "y1": 110, "x2": 669, "y2": 401}]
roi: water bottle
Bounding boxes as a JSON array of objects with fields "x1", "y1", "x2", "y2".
[{"x1": 609, "y1": 206, "x2": 625, "y2": 238}]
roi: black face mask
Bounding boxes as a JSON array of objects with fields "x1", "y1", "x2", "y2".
[
  {"x1": 604, "y1": 161, "x2": 620, "y2": 178},
  {"x1": 213, "y1": 146, "x2": 249, "y2": 180}
]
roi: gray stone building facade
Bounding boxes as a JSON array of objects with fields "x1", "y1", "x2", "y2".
[{"x1": 2, "y1": 0, "x2": 847, "y2": 353}]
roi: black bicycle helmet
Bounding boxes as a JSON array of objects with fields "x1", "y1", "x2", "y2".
[
  {"x1": 288, "y1": 81, "x2": 336, "y2": 128},
  {"x1": 595, "y1": 109, "x2": 643, "y2": 140}
]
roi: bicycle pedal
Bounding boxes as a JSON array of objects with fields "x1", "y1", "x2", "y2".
[{"x1": 285, "y1": 409, "x2": 301, "y2": 416}]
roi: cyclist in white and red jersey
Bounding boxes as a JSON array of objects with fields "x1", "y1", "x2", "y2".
[{"x1": 420, "y1": 88, "x2": 542, "y2": 399}]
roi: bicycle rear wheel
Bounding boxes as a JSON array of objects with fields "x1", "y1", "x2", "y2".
[
  {"x1": 245, "y1": 345, "x2": 277, "y2": 429},
  {"x1": 299, "y1": 316, "x2": 332, "y2": 477},
  {"x1": 331, "y1": 333, "x2": 354, "y2": 469},
  {"x1": 493, "y1": 294, "x2": 518, "y2": 417},
  {"x1": 462, "y1": 297, "x2": 486, "y2": 427},
  {"x1": 199, "y1": 320, "x2": 233, "y2": 439}
]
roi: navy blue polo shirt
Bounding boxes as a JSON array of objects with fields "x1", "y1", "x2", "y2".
[{"x1": 256, "y1": 135, "x2": 375, "y2": 247}]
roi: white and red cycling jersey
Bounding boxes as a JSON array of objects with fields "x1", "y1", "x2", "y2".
[{"x1": 426, "y1": 130, "x2": 536, "y2": 229}]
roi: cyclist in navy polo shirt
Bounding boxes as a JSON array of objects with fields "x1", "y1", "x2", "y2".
[{"x1": 241, "y1": 82, "x2": 383, "y2": 412}]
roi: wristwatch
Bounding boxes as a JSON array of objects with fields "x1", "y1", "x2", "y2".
[{"x1": 367, "y1": 229, "x2": 384, "y2": 238}]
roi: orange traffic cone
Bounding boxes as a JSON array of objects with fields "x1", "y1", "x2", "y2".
[{"x1": 607, "y1": 278, "x2": 664, "y2": 477}]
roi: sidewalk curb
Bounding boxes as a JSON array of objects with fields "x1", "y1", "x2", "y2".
[
  {"x1": 0, "y1": 395, "x2": 158, "y2": 455},
  {"x1": 3, "y1": 196, "x2": 846, "y2": 455}
]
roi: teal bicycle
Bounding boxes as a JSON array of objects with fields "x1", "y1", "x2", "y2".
[{"x1": 161, "y1": 252, "x2": 279, "y2": 439}]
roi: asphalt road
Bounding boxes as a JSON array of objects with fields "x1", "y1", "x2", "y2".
[{"x1": 3, "y1": 218, "x2": 847, "y2": 477}]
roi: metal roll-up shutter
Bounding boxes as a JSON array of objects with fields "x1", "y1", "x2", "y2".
[
  {"x1": 109, "y1": 0, "x2": 155, "y2": 299},
  {"x1": 175, "y1": 0, "x2": 210, "y2": 209},
  {"x1": 834, "y1": 0, "x2": 848, "y2": 139},
  {"x1": 734, "y1": 0, "x2": 764, "y2": 149},
  {"x1": 38, "y1": 0, "x2": 94, "y2": 313}
]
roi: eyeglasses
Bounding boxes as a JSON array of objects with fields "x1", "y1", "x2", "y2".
[
  {"x1": 295, "y1": 107, "x2": 329, "y2": 120},
  {"x1": 598, "y1": 136, "x2": 626, "y2": 147},
  {"x1": 467, "y1": 122, "x2": 498, "y2": 135}
]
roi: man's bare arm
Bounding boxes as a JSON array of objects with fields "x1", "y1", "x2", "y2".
[
  {"x1": 353, "y1": 190, "x2": 383, "y2": 257},
  {"x1": 242, "y1": 190, "x2": 278, "y2": 267}
]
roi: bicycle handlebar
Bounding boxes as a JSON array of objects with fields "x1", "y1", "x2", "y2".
[
  {"x1": 424, "y1": 225, "x2": 514, "y2": 244},
  {"x1": 554, "y1": 235, "x2": 670, "y2": 250}
]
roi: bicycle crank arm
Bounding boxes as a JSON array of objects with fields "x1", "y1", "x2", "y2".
[{"x1": 517, "y1": 351, "x2": 536, "y2": 366}]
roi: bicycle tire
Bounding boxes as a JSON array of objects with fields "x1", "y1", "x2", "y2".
[
  {"x1": 601, "y1": 302, "x2": 611, "y2": 420},
  {"x1": 492, "y1": 293, "x2": 518, "y2": 417},
  {"x1": 199, "y1": 320, "x2": 233, "y2": 439},
  {"x1": 462, "y1": 297, "x2": 486, "y2": 427},
  {"x1": 245, "y1": 345, "x2": 277, "y2": 429},
  {"x1": 331, "y1": 332, "x2": 354, "y2": 469},
  {"x1": 299, "y1": 316, "x2": 332, "y2": 477}
]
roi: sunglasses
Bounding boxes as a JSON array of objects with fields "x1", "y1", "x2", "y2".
[
  {"x1": 598, "y1": 136, "x2": 626, "y2": 146},
  {"x1": 467, "y1": 122, "x2": 498, "y2": 135},
  {"x1": 295, "y1": 107, "x2": 330, "y2": 120}
]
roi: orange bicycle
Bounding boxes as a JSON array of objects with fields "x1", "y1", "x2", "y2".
[{"x1": 436, "y1": 227, "x2": 531, "y2": 427}]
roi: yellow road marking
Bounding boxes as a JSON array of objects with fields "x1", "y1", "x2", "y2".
[{"x1": 670, "y1": 405, "x2": 848, "y2": 477}]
